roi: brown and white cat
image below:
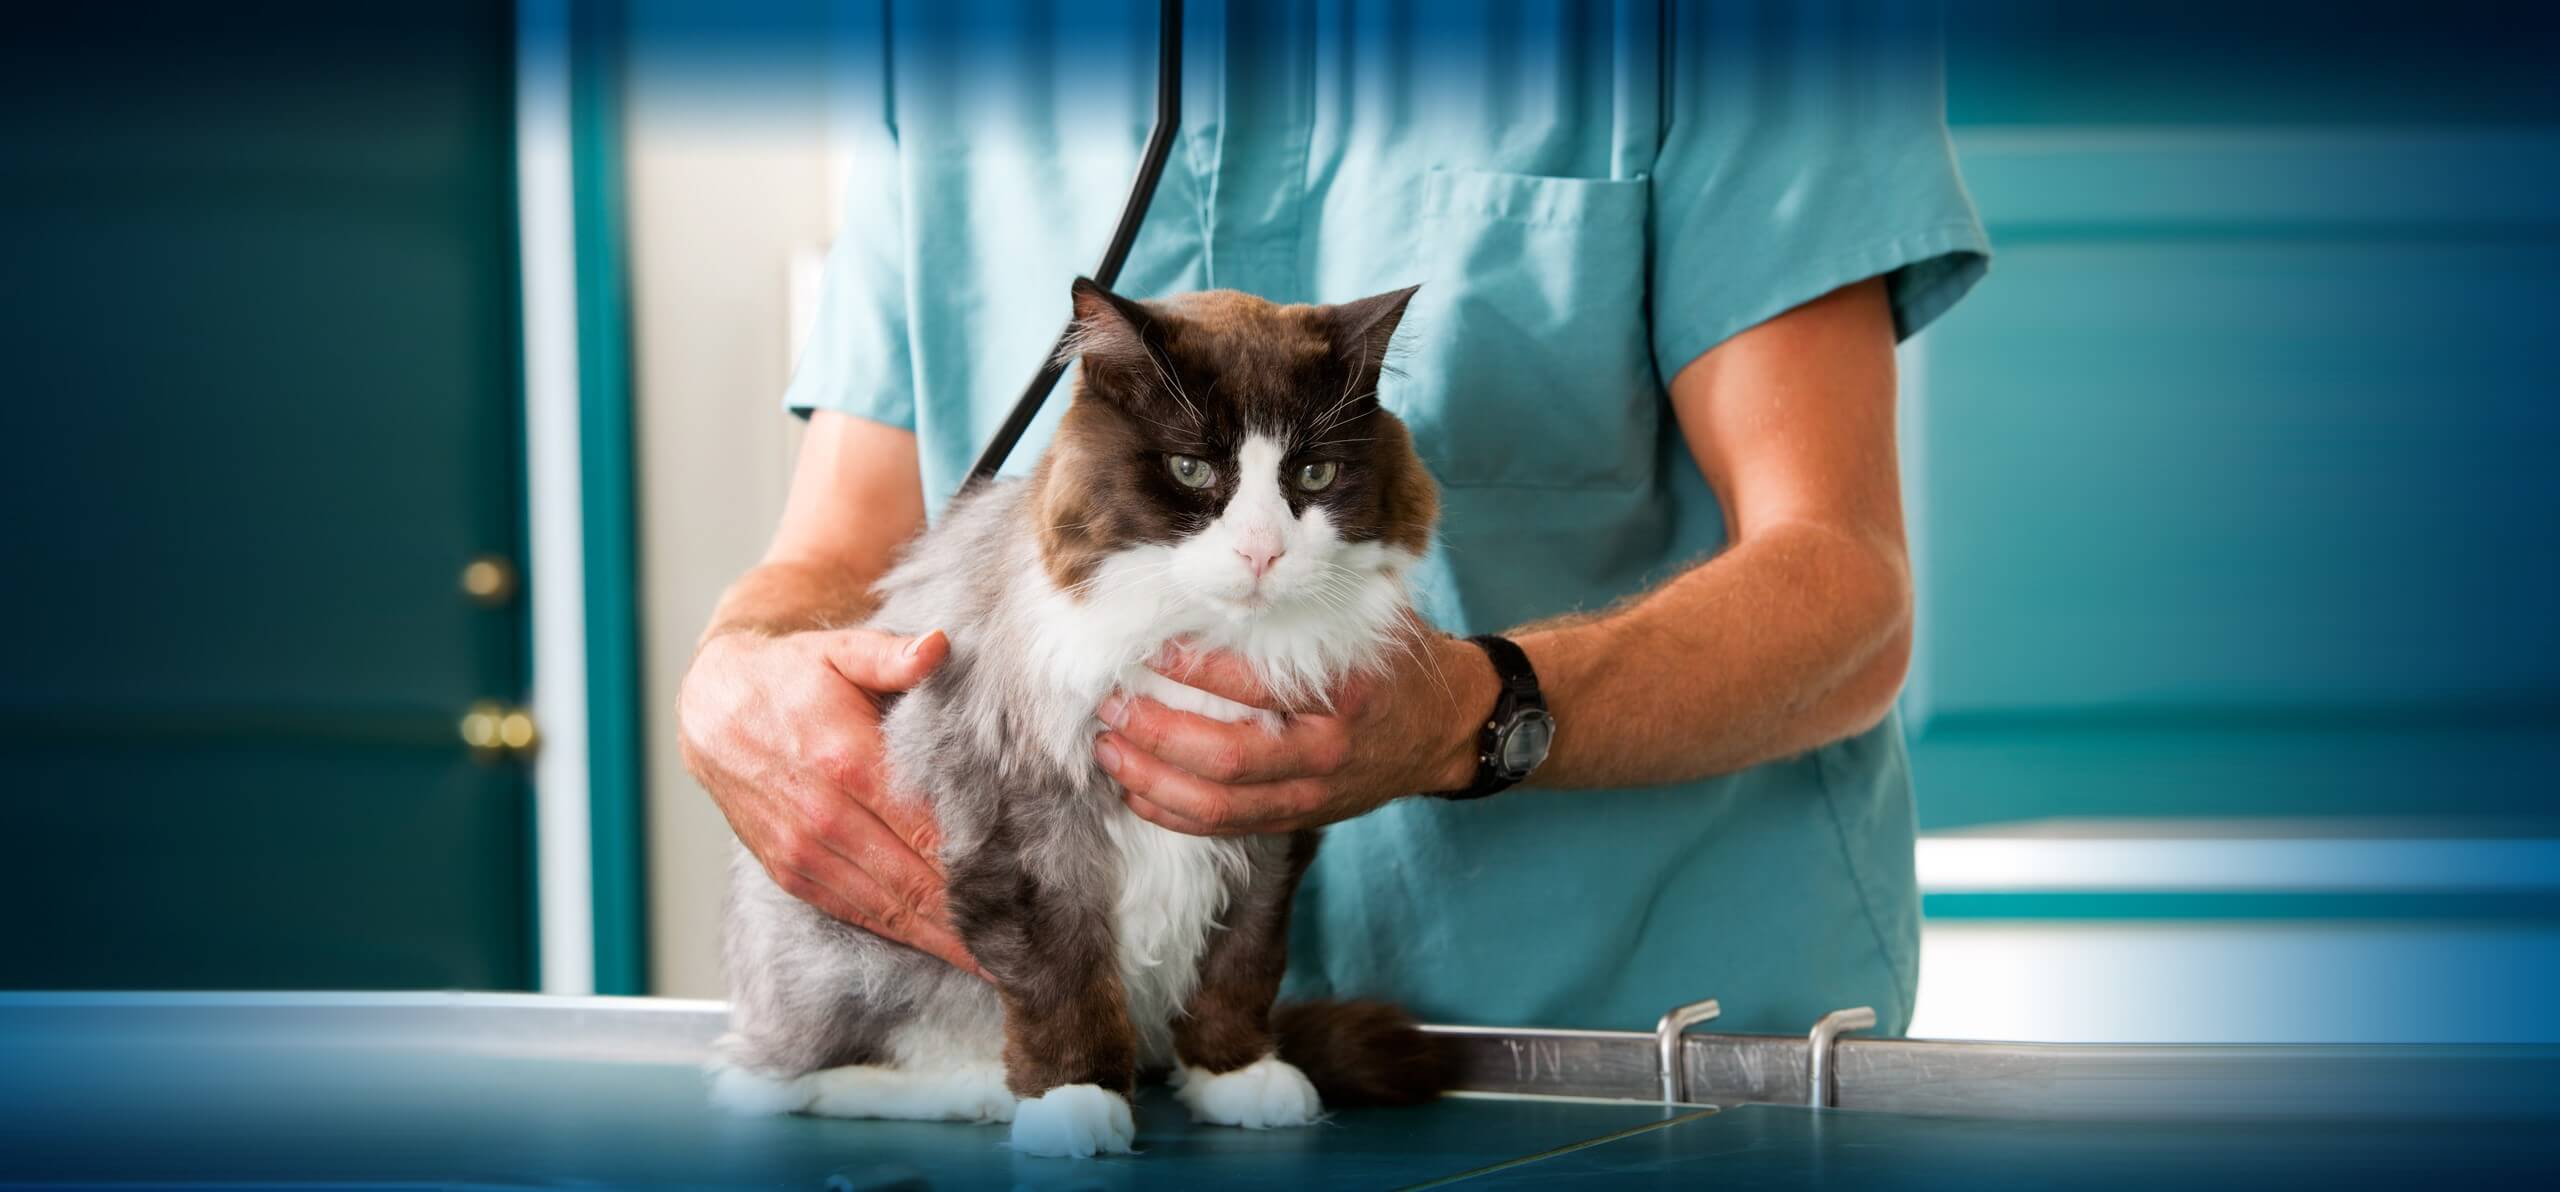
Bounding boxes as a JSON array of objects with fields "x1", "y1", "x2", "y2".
[{"x1": 715, "y1": 279, "x2": 1450, "y2": 1157}]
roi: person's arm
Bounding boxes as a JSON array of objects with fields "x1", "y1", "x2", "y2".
[
  {"x1": 1097, "y1": 277, "x2": 1910, "y2": 833},
  {"x1": 677, "y1": 411, "x2": 985, "y2": 974},
  {"x1": 699, "y1": 409, "x2": 927, "y2": 638},
  {"x1": 1512, "y1": 275, "x2": 1911, "y2": 785}
]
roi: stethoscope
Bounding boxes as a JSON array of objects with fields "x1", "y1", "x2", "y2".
[{"x1": 962, "y1": 0, "x2": 1185, "y2": 491}]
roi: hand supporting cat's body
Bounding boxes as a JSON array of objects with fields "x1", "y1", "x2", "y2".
[{"x1": 716, "y1": 282, "x2": 1447, "y2": 1157}]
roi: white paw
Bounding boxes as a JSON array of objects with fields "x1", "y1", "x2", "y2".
[
  {"x1": 1007, "y1": 1083, "x2": 1136, "y2": 1157},
  {"x1": 956, "y1": 1064, "x2": 1017, "y2": 1123},
  {"x1": 1173, "y1": 1055, "x2": 1324, "y2": 1128},
  {"x1": 707, "y1": 1063, "x2": 809, "y2": 1116}
]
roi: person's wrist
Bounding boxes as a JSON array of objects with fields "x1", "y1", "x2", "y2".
[
  {"x1": 1427, "y1": 635, "x2": 1502, "y2": 792},
  {"x1": 692, "y1": 620, "x2": 767, "y2": 664}
]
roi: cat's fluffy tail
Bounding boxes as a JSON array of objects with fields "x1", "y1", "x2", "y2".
[{"x1": 1271, "y1": 999, "x2": 1457, "y2": 1106}]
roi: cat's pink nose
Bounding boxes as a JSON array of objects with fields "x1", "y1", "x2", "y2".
[{"x1": 1236, "y1": 545, "x2": 1284, "y2": 580}]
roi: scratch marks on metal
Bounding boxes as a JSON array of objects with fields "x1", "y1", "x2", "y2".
[{"x1": 1503, "y1": 1035, "x2": 1569, "y2": 1083}]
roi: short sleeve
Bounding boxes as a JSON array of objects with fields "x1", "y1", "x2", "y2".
[
  {"x1": 782, "y1": 14, "x2": 915, "y2": 429},
  {"x1": 1648, "y1": 2, "x2": 1991, "y2": 381}
]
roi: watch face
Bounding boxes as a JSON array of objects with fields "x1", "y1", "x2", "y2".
[{"x1": 1498, "y1": 709, "x2": 1556, "y2": 776}]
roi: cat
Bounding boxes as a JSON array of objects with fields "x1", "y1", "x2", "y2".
[{"x1": 714, "y1": 278, "x2": 1452, "y2": 1157}]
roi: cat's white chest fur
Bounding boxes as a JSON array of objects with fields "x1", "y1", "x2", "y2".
[
  {"x1": 1015, "y1": 534, "x2": 1411, "y2": 1064},
  {"x1": 1104, "y1": 801, "x2": 1245, "y2": 1066},
  {"x1": 1106, "y1": 665, "x2": 1268, "y2": 1064}
]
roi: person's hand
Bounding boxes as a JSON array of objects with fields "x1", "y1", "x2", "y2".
[
  {"x1": 678, "y1": 626, "x2": 985, "y2": 977},
  {"x1": 1093, "y1": 626, "x2": 1497, "y2": 835}
]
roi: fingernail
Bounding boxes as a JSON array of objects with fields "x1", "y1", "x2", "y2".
[
  {"x1": 903, "y1": 629, "x2": 940, "y2": 660},
  {"x1": 1098, "y1": 694, "x2": 1127, "y2": 728},
  {"x1": 1094, "y1": 736, "x2": 1123, "y2": 772}
]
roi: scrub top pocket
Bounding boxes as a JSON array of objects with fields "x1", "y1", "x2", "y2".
[{"x1": 1391, "y1": 169, "x2": 1659, "y2": 491}]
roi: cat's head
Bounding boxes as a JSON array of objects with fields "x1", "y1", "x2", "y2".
[{"x1": 1031, "y1": 279, "x2": 1439, "y2": 620}]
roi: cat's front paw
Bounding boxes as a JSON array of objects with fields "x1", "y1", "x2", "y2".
[
  {"x1": 956, "y1": 1064, "x2": 1018, "y2": 1124},
  {"x1": 706, "y1": 1062, "x2": 809, "y2": 1115},
  {"x1": 1173, "y1": 1055, "x2": 1324, "y2": 1128},
  {"x1": 1007, "y1": 1083, "x2": 1136, "y2": 1157}
]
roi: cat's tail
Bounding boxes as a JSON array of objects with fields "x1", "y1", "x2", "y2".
[{"x1": 1272, "y1": 999, "x2": 1458, "y2": 1106}]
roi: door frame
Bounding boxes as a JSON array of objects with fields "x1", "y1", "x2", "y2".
[{"x1": 518, "y1": 0, "x2": 646, "y2": 996}]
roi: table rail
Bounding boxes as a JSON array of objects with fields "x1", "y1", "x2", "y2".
[{"x1": 8, "y1": 991, "x2": 2553, "y2": 1122}]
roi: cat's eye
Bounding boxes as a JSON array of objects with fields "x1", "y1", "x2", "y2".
[
  {"x1": 1166, "y1": 454, "x2": 1217, "y2": 489},
  {"x1": 1294, "y1": 460, "x2": 1339, "y2": 492}
]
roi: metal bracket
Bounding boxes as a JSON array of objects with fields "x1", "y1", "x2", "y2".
[
  {"x1": 1653, "y1": 997, "x2": 1721, "y2": 1103},
  {"x1": 1806, "y1": 1006, "x2": 1877, "y2": 1108}
]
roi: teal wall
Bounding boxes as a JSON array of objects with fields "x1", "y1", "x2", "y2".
[{"x1": 1910, "y1": 2, "x2": 2560, "y2": 831}]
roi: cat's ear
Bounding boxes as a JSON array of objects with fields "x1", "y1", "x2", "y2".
[
  {"x1": 1063, "y1": 277, "x2": 1163, "y2": 380},
  {"x1": 1324, "y1": 284, "x2": 1421, "y2": 373}
]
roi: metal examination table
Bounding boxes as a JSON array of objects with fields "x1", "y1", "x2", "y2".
[{"x1": 4, "y1": 993, "x2": 2555, "y2": 1188}]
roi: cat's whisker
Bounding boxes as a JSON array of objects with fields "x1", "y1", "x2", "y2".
[
  {"x1": 1386, "y1": 620, "x2": 1456, "y2": 705},
  {"x1": 1080, "y1": 560, "x2": 1179, "y2": 599},
  {"x1": 1295, "y1": 582, "x2": 1358, "y2": 621},
  {"x1": 1298, "y1": 562, "x2": 1453, "y2": 705},
  {"x1": 1138, "y1": 346, "x2": 1206, "y2": 426},
  {"x1": 1045, "y1": 510, "x2": 1119, "y2": 534},
  {"x1": 1072, "y1": 558, "x2": 1183, "y2": 605},
  {"x1": 1312, "y1": 406, "x2": 1372, "y2": 444},
  {"x1": 1307, "y1": 341, "x2": 1373, "y2": 438},
  {"x1": 1124, "y1": 408, "x2": 1194, "y2": 438}
]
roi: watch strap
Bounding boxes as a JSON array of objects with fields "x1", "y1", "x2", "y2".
[
  {"x1": 1468, "y1": 633, "x2": 1545, "y2": 708},
  {"x1": 1433, "y1": 634, "x2": 1546, "y2": 800}
]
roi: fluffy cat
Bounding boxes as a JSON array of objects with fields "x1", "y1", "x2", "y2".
[{"x1": 715, "y1": 279, "x2": 1451, "y2": 1157}]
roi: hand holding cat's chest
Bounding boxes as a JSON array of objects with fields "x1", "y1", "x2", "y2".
[
  {"x1": 1068, "y1": 636, "x2": 1311, "y2": 1065},
  {"x1": 1012, "y1": 527, "x2": 1401, "y2": 780}
]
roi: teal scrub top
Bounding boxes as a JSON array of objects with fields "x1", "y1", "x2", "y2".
[{"x1": 787, "y1": 1, "x2": 1990, "y2": 1035}]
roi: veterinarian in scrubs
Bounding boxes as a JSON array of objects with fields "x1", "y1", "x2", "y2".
[{"x1": 680, "y1": 1, "x2": 1988, "y2": 1036}]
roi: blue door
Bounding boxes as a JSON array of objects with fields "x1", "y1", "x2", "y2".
[{"x1": 0, "y1": 3, "x2": 535, "y2": 988}]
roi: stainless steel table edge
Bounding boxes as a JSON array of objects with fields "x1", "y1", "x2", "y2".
[{"x1": 9, "y1": 991, "x2": 2551, "y2": 1122}]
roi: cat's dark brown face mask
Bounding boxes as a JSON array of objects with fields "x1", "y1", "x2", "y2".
[{"x1": 1030, "y1": 280, "x2": 1440, "y2": 603}]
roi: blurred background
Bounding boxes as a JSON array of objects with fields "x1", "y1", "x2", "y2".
[{"x1": 3, "y1": 1, "x2": 2554, "y2": 1044}]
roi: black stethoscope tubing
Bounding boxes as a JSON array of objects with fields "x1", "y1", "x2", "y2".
[{"x1": 962, "y1": 0, "x2": 1186, "y2": 492}]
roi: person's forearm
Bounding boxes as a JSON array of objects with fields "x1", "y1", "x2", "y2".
[
  {"x1": 699, "y1": 413, "x2": 927, "y2": 649},
  {"x1": 698, "y1": 555, "x2": 887, "y2": 646},
  {"x1": 1512, "y1": 519, "x2": 1912, "y2": 789}
]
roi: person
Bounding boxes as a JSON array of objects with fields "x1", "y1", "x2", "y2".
[{"x1": 679, "y1": 1, "x2": 1987, "y2": 1035}]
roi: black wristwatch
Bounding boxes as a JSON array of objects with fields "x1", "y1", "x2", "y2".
[{"x1": 1432, "y1": 634, "x2": 1556, "y2": 800}]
